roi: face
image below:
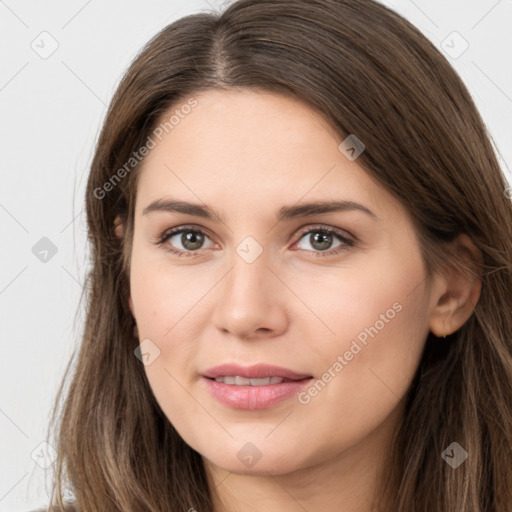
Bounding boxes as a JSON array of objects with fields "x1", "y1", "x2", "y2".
[{"x1": 127, "y1": 89, "x2": 436, "y2": 476}]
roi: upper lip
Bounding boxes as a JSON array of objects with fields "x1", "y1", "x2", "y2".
[{"x1": 202, "y1": 363, "x2": 312, "y2": 380}]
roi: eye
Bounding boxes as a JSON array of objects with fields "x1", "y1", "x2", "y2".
[
  {"x1": 293, "y1": 226, "x2": 355, "y2": 258},
  {"x1": 155, "y1": 225, "x2": 216, "y2": 257},
  {"x1": 155, "y1": 224, "x2": 355, "y2": 258}
]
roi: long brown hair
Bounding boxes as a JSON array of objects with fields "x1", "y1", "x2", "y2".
[{"x1": 43, "y1": 0, "x2": 512, "y2": 510}]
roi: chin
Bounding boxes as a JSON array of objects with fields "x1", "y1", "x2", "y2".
[
  {"x1": 195, "y1": 437, "x2": 309, "y2": 476},
  {"x1": 207, "y1": 454, "x2": 300, "y2": 476}
]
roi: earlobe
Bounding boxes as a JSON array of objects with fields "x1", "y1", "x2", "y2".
[{"x1": 428, "y1": 234, "x2": 483, "y2": 338}]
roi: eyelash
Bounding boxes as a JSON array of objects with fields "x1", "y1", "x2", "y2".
[{"x1": 154, "y1": 224, "x2": 355, "y2": 259}]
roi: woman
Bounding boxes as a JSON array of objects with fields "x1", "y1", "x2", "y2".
[{"x1": 40, "y1": 0, "x2": 512, "y2": 510}]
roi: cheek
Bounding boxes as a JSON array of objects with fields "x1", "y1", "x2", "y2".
[
  {"x1": 129, "y1": 259, "x2": 204, "y2": 434},
  {"x1": 129, "y1": 250, "x2": 213, "y2": 398},
  {"x1": 302, "y1": 251, "x2": 430, "y2": 421},
  {"x1": 129, "y1": 245, "x2": 206, "y2": 339}
]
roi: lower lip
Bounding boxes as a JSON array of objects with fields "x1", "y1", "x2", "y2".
[{"x1": 201, "y1": 377, "x2": 313, "y2": 410}]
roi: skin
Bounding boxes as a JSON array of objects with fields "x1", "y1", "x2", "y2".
[{"x1": 115, "y1": 89, "x2": 482, "y2": 512}]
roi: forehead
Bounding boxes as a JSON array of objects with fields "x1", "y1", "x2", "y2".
[{"x1": 134, "y1": 89, "x2": 399, "y2": 221}]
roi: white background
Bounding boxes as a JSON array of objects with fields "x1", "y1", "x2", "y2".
[{"x1": 1, "y1": 1, "x2": 511, "y2": 510}]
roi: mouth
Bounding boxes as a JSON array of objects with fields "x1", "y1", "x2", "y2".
[
  {"x1": 202, "y1": 363, "x2": 312, "y2": 381},
  {"x1": 205, "y1": 376, "x2": 303, "y2": 386},
  {"x1": 200, "y1": 364, "x2": 314, "y2": 409}
]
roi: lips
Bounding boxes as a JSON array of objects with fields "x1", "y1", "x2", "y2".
[
  {"x1": 202, "y1": 363, "x2": 312, "y2": 381},
  {"x1": 200, "y1": 363, "x2": 313, "y2": 409}
]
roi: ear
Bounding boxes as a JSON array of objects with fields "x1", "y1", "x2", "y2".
[
  {"x1": 428, "y1": 234, "x2": 483, "y2": 337},
  {"x1": 113, "y1": 215, "x2": 135, "y2": 317},
  {"x1": 114, "y1": 214, "x2": 124, "y2": 239}
]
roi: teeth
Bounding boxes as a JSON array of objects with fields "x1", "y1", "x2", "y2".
[{"x1": 213, "y1": 376, "x2": 286, "y2": 386}]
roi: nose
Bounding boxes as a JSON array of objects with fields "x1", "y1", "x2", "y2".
[{"x1": 211, "y1": 247, "x2": 289, "y2": 340}]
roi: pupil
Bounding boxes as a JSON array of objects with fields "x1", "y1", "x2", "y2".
[
  {"x1": 183, "y1": 231, "x2": 203, "y2": 250},
  {"x1": 311, "y1": 232, "x2": 332, "y2": 250}
]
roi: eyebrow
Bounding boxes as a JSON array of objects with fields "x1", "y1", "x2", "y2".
[{"x1": 142, "y1": 198, "x2": 380, "y2": 222}]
